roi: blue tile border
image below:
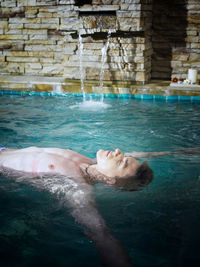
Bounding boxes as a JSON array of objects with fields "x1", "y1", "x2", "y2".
[
  {"x1": 166, "y1": 95, "x2": 179, "y2": 101},
  {"x1": 1, "y1": 90, "x2": 200, "y2": 102}
]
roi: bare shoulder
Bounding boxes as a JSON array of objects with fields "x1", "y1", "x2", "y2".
[{"x1": 2, "y1": 146, "x2": 42, "y2": 154}]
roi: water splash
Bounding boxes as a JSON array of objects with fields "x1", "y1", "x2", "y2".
[
  {"x1": 79, "y1": 33, "x2": 86, "y2": 101},
  {"x1": 99, "y1": 30, "x2": 111, "y2": 102},
  {"x1": 52, "y1": 84, "x2": 64, "y2": 94},
  {"x1": 70, "y1": 100, "x2": 110, "y2": 110}
]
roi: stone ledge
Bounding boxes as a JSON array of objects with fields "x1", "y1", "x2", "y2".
[{"x1": 0, "y1": 75, "x2": 200, "y2": 96}]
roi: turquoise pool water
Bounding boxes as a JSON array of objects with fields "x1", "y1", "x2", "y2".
[{"x1": 0, "y1": 94, "x2": 200, "y2": 267}]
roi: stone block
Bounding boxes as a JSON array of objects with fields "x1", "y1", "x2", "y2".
[
  {"x1": 136, "y1": 43, "x2": 145, "y2": 51},
  {"x1": 1, "y1": 1, "x2": 17, "y2": 8},
  {"x1": 63, "y1": 67, "x2": 80, "y2": 79},
  {"x1": 25, "y1": 44, "x2": 63, "y2": 52},
  {"x1": 117, "y1": 11, "x2": 141, "y2": 18},
  {"x1": 68, "y1": 54, "x2": 100, "y2": 62},
  {"x1": 35, "y1": 1, "x2": 56, "y2": 6},
  {"x1": 107, "y1": 49, "x2": 120, "y2": 56},
  {"x1": 0, "y1": 62, "x2": 8, "y2": 70},
  {"x1": 11, "y1": 43, "x2": 24, "y2": 51},
  {"x1": 81, "y1": 16, "x2": 116, "y2": 30},
  {"x1": 84, "y1": 43, "x2": 104, "y2": 50},
  {"x1": 5, "y1": 29, "x2": 22, "y2": 35},
  {"x1": 3, "y1": 51, "x2": 29, "y2": 56},
  {"x1": 134, "y1": 56, "x2": 145, "y2": 63},
  {"x1": 41, "y1": 18, "x2": 59, "y2": 24},
  {"x1": 172, "y1": 54, "x2": 189, "y2": 61},
  {"x1": 8, "y1": 23, "x2": 23, "y2": 29},
  {"x1": 40, "y1": 58, "x2": 61, "y2": 64},
  {"x1": 0, "y1": 35, "x2": 28, "y2": 40},
  {"x1": 186, "y1": 36, "x2": 199, "y2": 43},
  {"x1": 29, "y1": 34, "x2": 48, "y2": 40},
  {"x1": 27, "y1": 51, "x2": 54, "y2": 58},
  {"x1": 9, "y1": 18, "x2": 41, "y2": 24},
  {"x1": 7, "y1": 56, "x2": 39, "y2": 63},
  {"x1": 63, "y1": 43, "x2": 77, "y2": 53},
  {"x1": 40, "y1": 64, "x2": 64, "y2": 75},
  {"x1": 0, "y1": 21, "x2": 8, "y2": 29},
  {"x1": 78, "y1": 5, "x2": 119, "y2": 11},
  {"x1": 38, "y1": 12, "x2": 53, "y2": 18},
  {"x1": 187, "y1": 30, "x2": 198, "y2": 36},
  {"x1": 25, "y1": 40, "x2": 56, "y2": 45},
  {"x1": 171, "y1": 61, "x2": 183, "y2": 68},
  {"x1": 0, "y1": 41, "x2": 24, "y2": 51},
  {"x1": 0, "y1": 56, "x2": 5, "y2": 62},
  {"x1": 24, "y1": 23, "x2": 58, "y2": 30},
  {"x1": 136, "y1": 63, "x2": 144, "y2": 71},
  {"x1": 135, "y1": 71, "x2": 146, "y2": 82},
  {"x1": 23, "y1": 29, "x2": 47, "y2": 35},
  {"x1": 0, "y1": 6, "x2": 25, "y2": 18},
  {"x1": 6, "y1": 62, "x2": 25, "y2": 74},
  {"x1": 52, "y1": 11, "x2": 77, "y2": 18},
  {"x1": 187, "y1": 15, "x2": 200, "y2": 24},
  {"x1": 18, "y1": 0, "x2": 36, "y2": 6},
  {"x1": 189, "y1": 53, "x2": 200, "y2": 62},
  {"x1": 191, "y1": 43, "x2": 200, "y2": 49},
  {"x1": 25, "y1": 7, "x2": 38, "y2": 16},
  {"x1": 34, "y1": 84, "x2": 53, "y2": 91},
  {"x1": 60, "y1": 18, "x2": 80, "y2": 30},
  {"x1": 118, "y1": 18, "x2": 141, "y2": 31},
  {"x1": 25, "y1": 62, "x2": 42, "y2": 69},
  {"x1": 121, "y1": 0, "x2": 140, "y2": 3},
  {"x1": 121, "y1": 4, "x2": 141, "y2": 11},
  {"x1": 58, "y1": 0, "x2": 75, "y2": 4}
]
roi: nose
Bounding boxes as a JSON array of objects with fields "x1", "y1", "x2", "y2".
[{"x1": 114, "y1": 148, "x2": 121, "y2": 156}]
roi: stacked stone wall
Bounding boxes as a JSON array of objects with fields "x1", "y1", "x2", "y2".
[
  {"x1": 152, "y1": 0, "x2": 200, "y2": 81},
  {"x1": 0, "y1": 0, "x2": 152, "y2": 84},
  {"x1": 172, "y1": 0, "x2": 200, "y2": 81}
]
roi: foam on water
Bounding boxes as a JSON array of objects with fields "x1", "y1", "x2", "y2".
[{"x1": 70, "y1": 100, "x2": 111, "y2": 110}]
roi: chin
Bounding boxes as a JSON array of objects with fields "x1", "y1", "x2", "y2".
[{"x1": 97, "y1": 149, "x2": 104, "y2": 158}]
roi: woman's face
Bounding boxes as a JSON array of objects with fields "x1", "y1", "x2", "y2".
[{"x1": 96, "y1": 149, "x2": 140, "y2": 178}]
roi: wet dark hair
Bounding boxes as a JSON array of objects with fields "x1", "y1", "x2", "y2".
[
  {"x1": 114, "y1": 161, "x2": 154, "y2": 191},
  {"x1": 86, "y1": 161, "x2": 153, "y2": 191}
]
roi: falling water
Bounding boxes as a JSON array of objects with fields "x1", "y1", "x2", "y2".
[
  {"x1": 99, "y1": 30, "x2": 111, "y2": 102},
  {"x1": 79, "y1": 33, "x2": 86, "y2": 101}
]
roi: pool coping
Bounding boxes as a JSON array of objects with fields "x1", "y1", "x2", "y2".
[{"x1": 0, "y1": 75, "x2": 200, "y2": 101}]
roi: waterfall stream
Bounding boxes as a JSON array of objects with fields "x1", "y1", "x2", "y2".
[
  {"x1": 78, "y1": 33, "x2": 86, "y2": 101},
  {"x1": 99, "y1": 30, "x2": 111, "y2": 102},
  {"x1": 78, "y1": 31, "x2": 111, "y2": 103}
]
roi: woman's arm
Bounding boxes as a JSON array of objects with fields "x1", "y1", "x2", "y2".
[
  {"x1": 63, "y1": 180, "x2": 133, "y2": 267},
  {"x1": 0, "y1": 169, "x2": 133, "y2": 267},
  {"x1": 125, "y1": 147, "x2": 200, "y2": 159}
]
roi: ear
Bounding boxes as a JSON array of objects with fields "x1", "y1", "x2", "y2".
[{"x1": 106, "y1": 178, "x2": 116, "y2": 185}]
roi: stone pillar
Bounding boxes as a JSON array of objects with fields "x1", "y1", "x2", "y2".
[{"x1": 171, "y1": 0, "x2": 200, "y2": 81}]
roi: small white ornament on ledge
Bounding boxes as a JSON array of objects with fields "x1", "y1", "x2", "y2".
[
  {"x1": 183, "y1": 79, "x2": 191, "y2": 84},
  {"x1": 188, "y1": 69, "x2": 198, "y2": 84}
]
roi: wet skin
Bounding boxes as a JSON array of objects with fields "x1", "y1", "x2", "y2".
[
  {"x1": 96, "y1": 148, "x2": 140, "y2": 178},
  {"x1": 0, "y1": 146, "x2": 135, "y2": 267}
]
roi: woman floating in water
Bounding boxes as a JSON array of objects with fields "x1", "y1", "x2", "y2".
[{"x1": 0, "y1": 146, "x2": 199, "y2": 266}]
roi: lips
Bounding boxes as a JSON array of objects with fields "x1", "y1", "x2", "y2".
[{"x1": 106, "y1": 150, "x2": 111, "y2": 157}]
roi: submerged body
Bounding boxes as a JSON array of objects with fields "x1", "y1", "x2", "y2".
[
  {"x1": 0, "y1": 146, "x2": 142, "y2": 267},
  {"x1": 1, "y1": 145, "x2": 198, "y2": 266}
]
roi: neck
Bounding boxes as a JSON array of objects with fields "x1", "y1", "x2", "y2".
[
  {"x1": 84, "y1": 165, "x2": 98, "y2": 184},
  {"x1": 85, "y1": 165, "x2": 114, "y2": 185}
]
